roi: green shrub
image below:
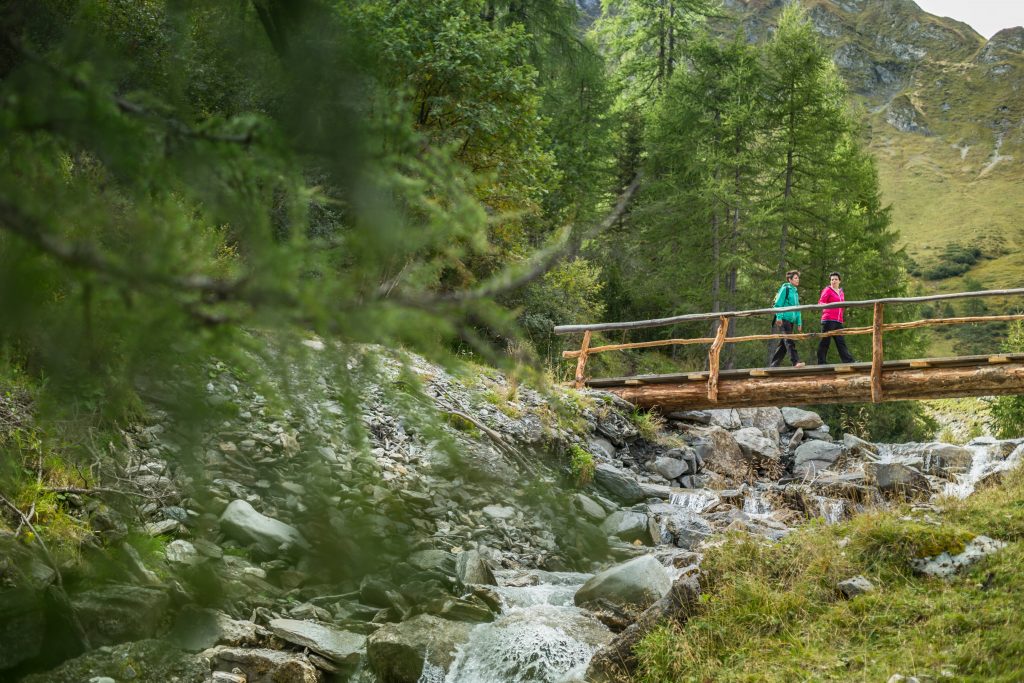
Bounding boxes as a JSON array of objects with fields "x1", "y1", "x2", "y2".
[{"x1": 568, "y1": 444, "x2": 595, "y2": 486}]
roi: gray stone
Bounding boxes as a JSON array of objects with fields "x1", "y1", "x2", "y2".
[
  {"x1": 805, "y1": 429, "x2": 834, "y2": 442},
  {"x1": 215, "y1": 647, "x2": 322, "y2": 683},
  {"x1": 694, "y1": 426, "x2": 750, "y2": 482},
  {"x1": 219, "y1": 499, "x2": 307, "y2": 555},
  {"x1": 648, "y1": 504, "x2": 713, "y2": 549},
  {"x1": 367, "y1": 614, "x2": 474, "y2": 683},
  {"x1": 781, "y1": 407, "x2": 824, "y2": 430},
  {"x1": 575, "y1": 555, "x2": 672, "y2": 612},
  {"x1": 601, "y1": 510, "x2": 652, "y2": 544},
  {"x1": 653, "y1": 457, "x2": 686, "y2": 481},
  {"x1": 639, "y1": 482, "x2": 672, "y2": 499},
  {"x1": 666, "y1": 410, "x2": 711, "y2": 424},
  {"x1": 789, "y1": 428, "x2": 804, "y2": 450},
  {"x1": 737, "y1": 407, "x2": 786, "y2": 441},
  {"x1": 482, "y1": 505, "x2": 516, "y2": 520},
  {"x1": 793, "y1": 441, "x2": 845, "y2": 474},
  {"x1": 594, "y1": 464, "x2": 646, "y2": 504},
  {"x1": 588, "y1": 437, "x2": 617, "y2": 459},
  {"x1": 864, "y1": 461, "x2": 931, "y2": 500},
  {"x1": 574, "y1": 493, "x2": 608, "y2": 522},
  {"x1": 733, "y1": 427, "x2": 781, "y2": 461},
  {"x1": 0, "y1": 586, "x2": 44, "y2": 669},
  {"x1": 71, "y1": 584, "x2": 168, "y2": 646},
  {"x1": 409, "y1": 549, "x2": 457, "y2": 574},
  {"x1": 911, "y1": 535, "x2": 1006, "y2": 579},
  {"x1": 456, "y1": 549, "x2": 497, "y2": 586},
  {"x1": 169, "y1": 607, "x2": 266, "y2": 652},
  {"x1": 145, "y1": 518, "x2": 180, "y2": 536},
  {"x1": 837, "y1": 575, "x2": 875, "y2": 598},
  {"x1": 707, "y1": 409, "x2": 741, "y2": 430},
  {"x1": 165, "y1": 539, "x2": 200, "y2": 566},
  {"x1": 843, "y1": 433, "x2": 879, "y2": 457},
  {"x1": 268, "y1": 618, "x2": 366, "y2": 667}
]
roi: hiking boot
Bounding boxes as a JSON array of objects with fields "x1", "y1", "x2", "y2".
[{"x1": 794, "y1": 362, "x2": 806, "y2": 368}]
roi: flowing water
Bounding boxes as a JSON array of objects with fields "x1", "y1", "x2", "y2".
[{"x1": 943, "y1": 441, "x2": 1024, "y2": 499}]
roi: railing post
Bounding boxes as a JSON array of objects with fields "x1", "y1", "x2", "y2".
[
  {"x1": 707, "y1": 316, "x2": 729, "y2": 402},
  {"x1": 871, "y1": 303, "x2": 884, "y2": 403},
  {"x1": 574, "y1": 330, "x2": 592, "y2": 389}
]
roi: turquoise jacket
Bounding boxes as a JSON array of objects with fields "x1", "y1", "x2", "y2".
[{"x1": 773, "y1": 282, "x2": 802, "y2": 326}]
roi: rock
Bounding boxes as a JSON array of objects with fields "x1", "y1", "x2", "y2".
[
  {"x1": 588, "y1": 437, "x2": 617, "y2": 459},
  {"x1": 733, "y1": 427, "x2": 781, "y2": 461},
  {"x1": 781, "y1": 407, "x2": 824, "y2": 430},
  {"x1": 653, "y1": 456, "x2": 686, "y2": 481},
  {"x1": 837, "y1": 575, "x2": 875, "y2": 598},
  {"x1": 707, "y1": 409, "x2": 740, "y2": 430},
  {"x1": 145, "y1": 518, "x2": 181, "y2": 536},
  {"x1": 71, "y1": 584, "x2": 168, "y2": 646},
  {"x1": 574, "y1": 555, "x2": 672, "y2": 612},
  {"x1": 573, "y1": 493, "x2": 608, "y2": 522},
  {"x1": 792, "y1": 441, "x2": 844, "y2": 475},
  {"x1": 864, "y1": 462, "x2": 931, "y2": 500},
  {"x1": 19, "y1": 639, "x2": 207, "y2": 683},
  {"x1": 648, "y1": 504, "x2": 713, "y2": 548},
  {"x1": 366, "y1": 614, "x2": 474, "y2": 683},
  {"x1": 219, "y1": 499, "x2": 307, "y2": 555},
  {"x1": 408, "y1": 549, "x2": 457, "y2": 574},
  {"x1": 843, "y1": 433, "x2": 879, "y2": 458},
  {"x1": 601, "y1": 510, "x2": 652, "y2": 545},
  {"x1": 594, "y1": 464, "x2": 646, "y2": 505},
  {"x1": 212, "y1": 673, "x2": 246, "y2": 683},
  {"x1": 805, "y1": 429, "x2": 833, "y2": 442},
  {"x1": 268, "y1": 618, "x2": 365, "y2": 667},
  {"x1": 666, "y1": 410, "x2": 711, "y2": 424},
  {"x1": 169, "y1": 607, "x2": 266, "y2": 652},
  {"x1": 482, "y1": 505, "x2": 516, "y2": 520},
  {"x1": 737, "y1": 407, "x2": 786, "y2": 441},
  {"x1": 638, "y1": 482, "x2": 672, "y2": 499},
  {"x1": 693, "y1": 426, "x2": 750, "y2": 482},
  {"x1": 586, "y1": 575, "x2": 700, "y2": 683},
  {"x1": 165, "y1": 539, "x2": 200, "y2": 566},
  {"x1": 912, "y1": 535, "x2": 1006, "y2": 579},
  {"x1": 421, "y1": 595, "x2": 496, "y2": 623},
  {"x1": 919, "y1": 443, "x2": 974, "y2": 479},
  {"x1": 456, "y1": 549, "x2": 497, "y2": 586},
  {"x1": 788, "y1": 428, "x2": 804, "y2": 450},
  {"x1": 0, "y1": 586, "x2": 45, "y2": 670},
  {"x1": 215, "y1": 647, "x2": 322, "y2": 683}
]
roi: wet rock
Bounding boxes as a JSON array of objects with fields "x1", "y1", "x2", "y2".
[
  {"x1": 71, "y1": 584, "x2": 169, "y2": 646},
  {"x1": 573, "y1": 493, "x2": 608, "y2": 522},
  {"x1": 456, "y1": 549, "x2": 497, "y2": 586},
  {"x1": 215, "y1": 647, "x2": 322, "y2": 683},
  {"x1": 912, "y1": 535, "x2": 1006, "y2": 579},
  {"x1": 843, "y1": 433, "x2": 879, "y2": 458},
  {"x1": 366, "y1": 614, "x2": 474, "y2": 683},
  {"x1": 594, "y1": 464, "x2": 646, "y2": 505},
  {"x1": 219, "y1": 499, "x2": 307, "y2": 555},
  {"x1": 781, "y1": 407, "x2": 824, "y2": 430},
  {"x1": 586, "y1": 575, "x2": 700, "y2": 683},
  {"x1": 864, "y1": 462, "x2": 931, "y2": 500},
  {"x1": 837, "y1": 575, "x2": 875, "y2": 598},
  {"x1": 648, "y1": 504, "x2": 713, "y2": 549},
  {"x1": 601, "y1": 510, "x2": 652, "y2": 545},
  {"x1": 268, "y1": 618, "x2": 365, "y2": 667},
  {"x1": 575, "y1": 555, "x2": 671, "y2": 612},
  {"x1": 793, "y1": 441, "x2": 844, "y2": 475}
]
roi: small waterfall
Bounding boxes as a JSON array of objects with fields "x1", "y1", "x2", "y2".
[
  {"x1": 669, "y1": 489, "x2": 719, "y2": 513},
  {"x1": 943, "y1": 442, "x2": 1024, "y2": 499},
  {"x1": 742, "y1": 491, "x2": 774, "y2": 516},
  {"x1": 813, "y1": 495, "x2": 845, "y2": 524}
]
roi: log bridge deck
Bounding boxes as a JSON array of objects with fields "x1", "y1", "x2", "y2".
[{"x1": 554, "y1": 287, "x2": 1024, "y2": 412}]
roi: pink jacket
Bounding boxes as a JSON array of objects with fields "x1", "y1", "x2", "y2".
[{"x1": 819, "y1": 286, "x2": 845, "y2": 323}]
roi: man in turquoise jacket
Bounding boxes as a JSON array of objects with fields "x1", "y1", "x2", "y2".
[{"x1": 769, "y1": 270, "x2": 806, "y2": 368}]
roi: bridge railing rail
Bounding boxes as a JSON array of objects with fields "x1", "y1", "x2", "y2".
[{"x1": 553, "y1": 287, "x2": 1024, "y2": 403}]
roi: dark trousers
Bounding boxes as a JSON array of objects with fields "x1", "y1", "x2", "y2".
[
  {"x1": 817, "y1": 319, "x2": 855, "y2": 364},
  {"x1": 769, "y1": 320, "x2": 800, "y2": 367}
]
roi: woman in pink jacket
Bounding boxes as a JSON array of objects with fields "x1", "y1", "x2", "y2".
[{"x1": 817, "y1": 272, "x2": 856, "y2": 364}]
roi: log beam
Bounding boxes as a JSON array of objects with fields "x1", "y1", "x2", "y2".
[{"x1": 605, "y1": 361, "x2": 1024, "y2": 411}]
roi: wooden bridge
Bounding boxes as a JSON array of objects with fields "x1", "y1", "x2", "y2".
[{"x1": 554, "y1": 288, "x2": 1024, "y2": 411}]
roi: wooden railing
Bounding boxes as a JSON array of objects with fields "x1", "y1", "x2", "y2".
[{"x1": 554, "y1": 288, "x2": 1024, "y2": 403}]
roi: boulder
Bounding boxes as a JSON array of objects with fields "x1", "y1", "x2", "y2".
[
  {"x1": 864, "y1": 462, "x2": 931, "y2": 500},
  {"x1": 168, "y1": 607, "x2": 266, "y2": 652},
  {"x1": 601, "y1": 510, "x2": 652, "y2": 544},
  {"x1": 19, "y1": 639, "x2": 207, "y2": 683},
  {"x1": 215, "y1": 648, "x2": 322, "y2": 683},
  {"x1": 843, "y1": 433, "x2": 879, "y2": 458},
  {"x1": 268, "y1": 619, "x2": 365, "y2": 667},
  {"x1": 456, "y1": 549, "x2": 496, "y2": 586},
  {"x1": 71, "y1": 584, "x2": 168, "y2": 646},
  {"x1": 588, "y1": 437, "x2": 617, "y2": 460},
  {"x1": 594, "y1": 464, "x2": 646, "y2": 505},
  {"x1": 219, "y1": 499, "x2": 307, "y2": 555},
  {"x1": 574, "y1": 555, "x2": 671, "y2": 612},
  {"x1": 693, "y1": 426, "x2": 750, "y2": 482},
  {"x1": 165, "y1": 539, "x2": 200, "y2": 566},
  {"x1": 733, "y1": 427, "x2": 781, "y2": 461},
  {"x1": 737, "y1": 407, "x2": 786, "y2": 441},
  {"x1": 573, "y1": 493, "x2": 608, "y2": 522},
  {"x1": 0, "y1": 586, "x2": 45, "y2": 670},
  {"x1": 586, "y1": 575, "x2": 700, "y2": 683},
  {"x1": 781, "y1": 407, "x2": 824, "y2": 430},
  {"x1": 653, "y1": 456, "x2": 687, "y2": 481},
  {"x1": 408, "y1": 549, "x2": 457, "y2": 575},
  {"x1": 707, "y1": 409, "x2": 741, "y2": 430},
  {"x1": 366, "y1": 614, "x2": 474, "y2": 683},
  {"x1": 648, "y1": 504, "x2": 713, "y2": 548},
  {"x1": 911, "y1": 536, "x2": 1007, "y2": 579},
  {"x1": 666, "y1": 410, "x2": 711, "y2": 424},
  {"x1": 792, "y1": 441, "x2": 845, "y2": 475}
]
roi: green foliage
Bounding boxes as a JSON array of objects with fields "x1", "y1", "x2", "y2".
[
  {"x1": 990, "y1": 320, "x2": 1024, "y2": 437},
  {"x1": 629, "y1": 408, "x2": 665, "y2": 443},
  {"x1": 521, "y1": 258, "x2": 607, "y2": 364},
  {"x1": 921, "y1": 242, "x2": 984, "y2": 280},
  {"x1": 817, "y1": 400, "x2": 939, "y2": 443},
  {"x1": 567, "y1": 443, "x2": 595, "y2": 486}
]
